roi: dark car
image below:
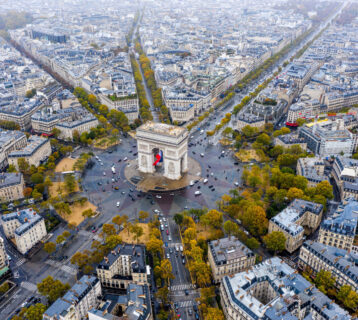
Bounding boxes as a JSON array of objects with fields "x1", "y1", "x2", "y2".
[{"x1": 184, "y1": 289, "x2": 189, "y2": 295}]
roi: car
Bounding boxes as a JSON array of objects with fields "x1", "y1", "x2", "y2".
[
  {"x1": 98, "y1": 223, "x2": 103, "y2": 228},
  {"x1": 188, "y1": 309, "x2": 193, "y2": 315},
  {"x1": 182, "y1": 258, "x2": 185, "y2": 264},
  {"x1": 221, "y1": 150, "x2": 225, "y2": 154},
  {"x1": 156, "y1": 195, "x2": 162, "y2": 199},
  {"x1": 193, "y1": 305, "x2": 198, "y2": 312},
  {"x1": 153, "y1": 209, "x2": 160, "y2": 214},
  {"x1": 114, "y1": 186, "x2": 119, "y2": 190},
  {"x1": 174, "y1": 302, "x2": 179, "y2": 310},
  {"x1": 195, "y1": 312, "x2": 199, "y2": 319},
  {"x1": 121, "y1": 191, "x2": 125, "y2": 194},
  {"x1": 180, "y1": 245, "x2": 183, "y2": 252},
  {"x1": 203, "y1": 178, "x2": 208, "y2": 184},
  {"x1": 112, "y1": 178, "x2": 115, "y2": 182},
  {"x1": 190, "y1": 180, "x2": 195, "y2": 186},
  {"x1": 212, "y1": 188, "x2": 215, "y2": 191},
  {"x1": 168, "y1": 235, "x2": 172, "y2": 241},
  {"x1": 234, "y1": 182, "x2": 239, "y2": 186},
  {"x1": 116, "y1": 202, "x2": 120, "y2": 207},
  {"x1": 175, "y1": 246, "x2": 179, "y2": 252},
  {"x1": 97, "y1": 182, "x2": 102, "y2": 186},
  {"x1": 150, "y1": 200, "x2": 155, "y2": 205},
  {"x1": 169, "y1": 248, "x2": 173, "y2": 254},
  {"x1": 100, "y1": 162, "x2": 103, "y2": 166},
  {"x1": 163, "y1": 217, "x2": 167, "y2": 222},
  {"x1": 118, "y1": 159, "x2": 122, "y2": 162},
  {"x1": 160, "y1": 225, "x2": 164, "y2": 231},
  {"x1": 123, "y1": 157, "x2": 128, "y2": 161},
  {"x1": 165, "y1": 224, "x2": 168, "y2": 228},
  {"x1": 184, "y1": 289, "x2": 189, "y2": 295},
  {"x1": 192, "y1": 151, "x2": 196, "y2": 154},
  {"x1": 102, "y1": 188, "x2": 105, "y2": 192},
  {"x1": 166, "y1": 253, "x2": 170, "y2": 259},
  {"x1": 7, "y1": 254, "x2": 11, "y2": 261},
  {"x1": 166, "y1": 230, "x2": 169, "y2": 235},
  {"x1": 194, "y1": 191, "x2": 201, "y2": 196},
  {"x1": 165, "y1": 242, "x2": 168, "y2": 247},
  {"x1": 103, "y1": 172, "x2": 106, "y2": 176},
  {"x1": 200, "y1": 153, "x2": 204, "y2": 157},
  {"x1": 92, "y1": 228, "x2": 97, "y2": 233}
]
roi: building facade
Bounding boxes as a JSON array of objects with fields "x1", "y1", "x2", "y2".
[
  {"x1": 1, "y1": 208, "x2": 47, "y2": 255},
  {"x1": 0, "y1": 173, "x2": 25, "y2": 203},
  {"x1": 96, "y1": 243, "x2": 149, "y2": 290},
  {"x1": 268, "y1": 199, "x2": 323, "y2": 253},
  {"x1": 208, "y1": 237, "x2": 255, "y2": 283}
]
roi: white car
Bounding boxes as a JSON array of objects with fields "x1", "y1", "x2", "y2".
[
  {"x1": 234, "y1": 182, "x2": 239, "y2": 186},
  {"x1": 116, "y1": 201, "x2": 120, "y2": 207},
  {"x1": 160, "y1": 225, "x2": 164, "y2": 231},
  {"x1": 180, "y1": 246, "x2": 183, "y2": 252},
  {"x1": 156, "y1": 195, "x2": 162, "y2": 199},
  {"x1": 153, "y1": 209, "x2": 160, "y2": 214},
  {"x1": 200, "y1": 153, "x2": 204, "y2": 157},
  {"x1": 203, "y1": 178, "x2": 208, "y2": 184},
  {"x1": 103, "y1": 172, "x2": 106, "y2": 176},
  {"x1": 123, "y1": 157, "x2": 128, "y2": 161},
  {"x1": 175, "y1": 246, "x2": 179, "y2": 252},
  {"x1": 163, "y1": 218, "x2": 167, "y2": 222},
  {"x1": 168, "y1": 235, "x2": 172, "y2": 241},
  {"x1": 166, "y1": 253, "x2": 170, "y2": 259},
  {"x1": 195, "y1": 191, "x2": 201, "y2": 196},
  {"x1": 190, "y1": 180, "x2": 195, "y2": 186},
  {"x1": 221, "y1": 150, "x2": 225, "y2": 154}
]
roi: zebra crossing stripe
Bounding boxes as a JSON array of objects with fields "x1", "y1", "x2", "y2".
[{"x1": 21, "y1": 281, "x2": 37, "y2": 292}]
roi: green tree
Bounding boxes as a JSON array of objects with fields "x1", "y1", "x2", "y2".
[
  {"x1": 64, "y1": 173, "x2": 77, "y2": 194},
  {"x1": 146, "y1": 237, "x2": 163, "y2": 254},
  {"x1": 173, "y1": 213, "x2": 184, "y2": 225},
  {"x1": 315, "y1": 180, "x2": 333, "y2": 200},
  {"x1": 156, "y1": 286, "x2": 169, "y2": 304},
  {"x1": 246, "y1": 237, "x2": 260, "y2": 250},
  {"x1": 201, "y1": 209, "x2": 223, "y2": 229},
  {"x1": 130, "y1": 223, "x2": 144, "y2": 243},
  {"x1": 22, "y1": 303, "x2": 46, "y2": 320},
  {"x1": 70, "y1": 252, "x2": 89, "y2": 269},
  {"x1": 315, "y1": 270, "x2": 335, "y2": 294},
  {"x1": 30, "y1": 172, "x2": 44, "y2": 184},
  {"x1": 223, "y1": 220, "x2": 239, "y2": 237},
  {"x1": 102, "y1": 223, "x2": 116, "y2": 236},
  {"x1": 138, "y1": 210, "x2": 149, "y2": 221},
  {"x1": 82, "y1": 208, "x2": 95, "y2": 218},
  {"x1": 263, "y1": 231, "x2": 286, "y2": 253},
  {"x1": 37, "y1": 276, "x2": 70, "y2": 303},
  {"x1": 105, "y1": 235, "x2": 123, "y2": 249},
  {"x1": 44, "y1": 242, "x2": 56, "y2": 254}
]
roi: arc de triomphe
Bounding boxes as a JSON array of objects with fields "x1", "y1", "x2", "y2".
[{"x1": 136, "y1": 122, "x2": 189, "y2": 180}]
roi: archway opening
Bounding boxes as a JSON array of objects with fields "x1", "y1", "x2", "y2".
[{"x1": 152, "y1": 148, "x2": 164, "y2": 173}]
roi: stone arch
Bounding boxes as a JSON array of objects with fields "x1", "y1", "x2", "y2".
[
  {"x1": 141, "y1": 155, "x2": 147, "y2": 167},
  {"x1": 168, "y1": 161, "x2": 175, "y2": 174}
]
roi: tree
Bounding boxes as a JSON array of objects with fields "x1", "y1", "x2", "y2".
[
  {"x1": 102, "y1": 223, "x2": 116, "y2": 236},
  {"x1": 287, "y1": 187, "x2": 305, "y2": 201},
  {"x1": 64, "y1": 174, "x2": 77, "y2": 194},
  {"x1": 223, "y1": 221, "x2": 239, "y2": 237},
  {"x1": 190, "y1": 261, "x2": 211, "y2": 287},
  {"x1": 54, "y1": 202, "x2": 71, "y2": 215},
  {"x1": 256, "y1": 133, "x2": 271, "y2": 146},
  {"x1": 82, "y1": 208, "x2": 95, "y2": 218},
  {"x1": 173, "y1": 213, "x2": 184, "y2": 225},
  {"x1": 22, "y1": 303, "x2": 46, "y2": 320},
  {"x1": 30, "y1": 172, "x2": 44, "y2": 184},
  {"x1": 205, "y1": 308, "x2": 225, "y2": 320},
  {"x1": 105, "y1": 235, "x2": 123, "y2": 249},
  {"x1": 241, "y1": 205, "x2": 268, "y2": 236},
  {"x1": 62, "y1": 231, "x2": 71, "y2": 238},
  {"x1": 0, "y1": 282, "x2": 9, "y2": 294},
  {"x1": 315, "y1": 270, "x2": 335, "y2": 294},
  {"x1": 7, "y1": 164, "x2": 17, "y2": 173},
  {"x1": 315, "y1": 180, "x2": 333, "y2": 200},
  {"x1": 138, "y1": 210, "x2": 149, "y2": 221},
  {"x1": 56, "y1": 235, "x2": 66, "y2": 244},
  {"x1": 201, "y1": 210, "x2": 223, "y2": 229},
  {"x1": 246, "y1": 237, "x2": 260, "y2": 250},
  {"x1": 44, "y1": 242, "x2": 56, "y2": 254},
  {"x1": 23, "y1": 187, "x2": 33, "y2": 198},
  {"x1": 156, "y1": 286, "x2": 169, "y2": 304},
  {"x1": 70, "y1": 252, "x2": 89, "y2": 269},
  {"x1": 112, "y1": 215, "x2": 125, "y2": 230},
  {"x1": 44, "y1": 176, "x2": 53, "y2": 188},
  {"x1": 154, "y1": 259, "x2": 174, "y2": 284},
  {"x1": 37, "y1": 276, "x2": 70, "y2": 303},
  {"x1": 130, "y1": 223, "x2": 144, "y2": 243},
  {"x1": 32, "y1": 189, "x2": 42, "y2": 201},
  {"x1": 146, "y1": 237, "x2": 163, "y2": 254},
  {"x1": 263, "y1": 231, "x2": 286, "y2": 253}
]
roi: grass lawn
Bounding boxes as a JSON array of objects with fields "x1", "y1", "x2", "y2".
[
  {"x1": 49, "y1": 181, "x2": 79, "y2": 198},
  {"x1": 55, "y1": 158, "x2": 77, "y2": 172},
  {"x1": 235, "y1": 149, "x2": 260, "y2": 162},
  {"x1": 119, "y1": 223, "x2": 150, "y2": 245},
  {"x1": 93, "y1": 136, "x2": 119, "y2": 149},
  {"x1": 60, "y1": 201, "x2": 97, "y2": 226},
  {"x1": 196, "y1": 223, "x2": 213, "y2": 240}
]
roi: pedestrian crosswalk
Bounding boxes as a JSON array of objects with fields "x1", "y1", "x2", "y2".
[
  {"x1": 178, "y1": 300, "x2": 193, "y2": 308},
  {"x1": 15, "y1": 258, "x2": 26, "y2": 267},
  {"x1": 46, "y1": 259, "x2": 77, "y2": 275},
  {"x1": 21, "y1": 281, "x2": 37, "y2": 292},
  {"x1": 79, "y1": 230, "x2": 92, "y2": 237},
  {"x1": 170, "y1": 284, "x2": 195, "y2": 291}
]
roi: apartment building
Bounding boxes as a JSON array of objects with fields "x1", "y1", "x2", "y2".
[
  {"x1": 8, "y1": 136, "x2": 51, "y2": 169},
  {"x1": 299, "y1": 119, "x2": 356, "y2": 157},
  {"x1": 332, "y1": 156, "x2": 358, "y2": 201},
  {"x1": 57, "y1": 113, "x2": 99, "y2": 140},
  {"x1": 299, "y1": 240, "x2": 358, "y2": 292},
  {"x1": 296, "y1": 157, "x2": 328, "y2": 187},
  {"x1": 0, "y1": 237, "x2": 8, "y2": 269},
  {"x1": 0, "y1": 173, "x2": 25, "y2": 203},
  {"x1": 31, "y1": 107, "x2": 73, "y2": 135},
  {"x1": 236, "y1": 114, "x2": 265, "y2": 132},
  {"x1": 169, "y1": 104, "x2": 195, "y2": 123},
  {"x1": 96, "y1": 243, "x2": 149, "y2": 289},
  {"x1": 208, "y1": 237, "x2": 255, "y2": 283},
  {"x1": 43, "y1": 275, "x2": 101, "y2": 320},
  {"x1": 274, "y1": 133, "x2": 307, "y2": 151},
  {"x1": 0, "y1": 130, "x2": 27, "y2": 170},
  {"x1": 99, "y1": 94, "x2": 139, "y2": 123},
  {"x1": 220, "y1": 257, "x2": 350, "y2": 320},
  {"x1": 268, "y1": 199, "x2": 323, "y2": 253},
  {"x1": 88, "y1": 283, "x2": 153, "y2": 320},
  {"x1": 318, "y1": 199, "x2": 358, "y2": 251},
  {"x1": 1, "y1": 208, "x2": 47, "y2": 255}
]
